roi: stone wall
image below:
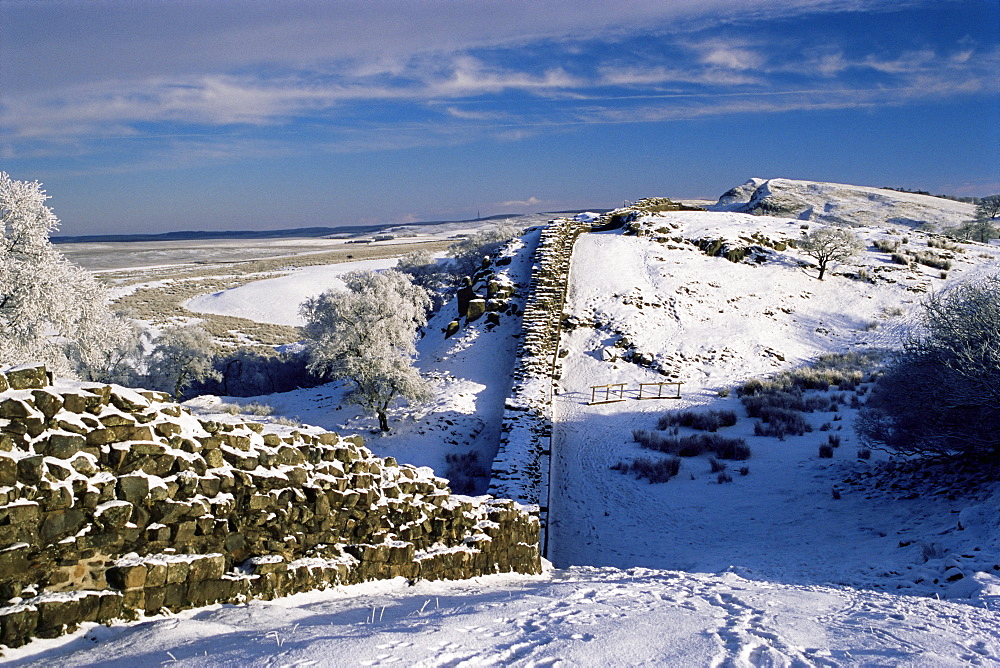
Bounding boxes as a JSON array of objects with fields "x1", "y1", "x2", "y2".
[
  {"x1": 488, "y1": 217, "x2": 593, "y2": 541},
  {"x1": 0, "y1": 364, "x2": 541, "y2": 649}
]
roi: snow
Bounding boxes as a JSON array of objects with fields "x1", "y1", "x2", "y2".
[
  {"x1": 6, "y1": 567, "x2": 999, "y2": 666},
  {"x1": 713, "y1": 178, "x2": 974, "y2": 230},
  {"x1": 183, "y1": 258, "x2": 401, "y2": 326},
  {"x1": 7, "y1": 180, "x2": 1000, "y2": 664}
]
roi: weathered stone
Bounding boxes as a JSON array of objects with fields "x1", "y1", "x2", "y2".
[
  {"x1": 116, "y1": 474, "x2": 150, "y2": 503},
  {"x1": 0, "y1": 453, "x2": 16, "y2": 486},
  {"x1": 40, "y1": 508, "x2": 85, "y2": 542},
  {"x1": 188, "y1": 554, "x2": 225, "y2": 581},
  {"x1": 5, "y1": 364, "x2": 48, "y2": 390},
  {"x1": 107, "y1": 563, "x2": 147, "y2": 590},
  {"x1": 0, "y1": 606, "x2": 38, "y2": 648},
  {"x1": 95, "y1": 501, "x2": 133, "y2": 529},
  {"x1": 99, "y1": 413, "x2": 135, "y2": 428},
  {"x1": 0, "y1": 398, "x2": 34, "y2": 419},
  {"x1": 145, "y1": 562, "x2": 167, "y2": 588},
  {"x1": 166, "y1": 560, "x2": 189, "y2": 585},
  {"x1": 466, "y1": 299, "x2": 487, "y2": 322},
  {"x1": 31, "y1": 390, "x2": 63, "y2": 419},
  {"x1": 17, "y1": 455, "x2": 45, "y2": 485},
  {"x1": 44, "y1": 433, "x2": 86, "y2": 459}
]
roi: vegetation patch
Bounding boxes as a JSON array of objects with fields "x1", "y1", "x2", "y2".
[
  {"x1": 656, "y1": 409, "x2": 738, "y2": 432},
  {"x1": 633, "y1": 430, "x2": 751, "y2": 460},
  {"x1": 611, "y1": 455, "x2": 682, "y2": 483}
]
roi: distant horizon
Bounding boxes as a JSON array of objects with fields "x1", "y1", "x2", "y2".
[{"x1": 3, "y1": 0, "x2": 997, "y2": 236}]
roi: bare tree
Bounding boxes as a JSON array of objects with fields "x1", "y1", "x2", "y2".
[
  {"x1": 301, "y1": 270, "x2": 431, "y2": 432},
  {"x1": 856, "y1": 275, "x2": 1000, "y2": 459},
  {"x1": 797, "y1": 227, "x2": 866, "y2": 280}
]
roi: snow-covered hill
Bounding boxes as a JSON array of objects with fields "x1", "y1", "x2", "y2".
[
  {"x1": 550, "y1": 209, "x2": 1000, "y2": 603},
  {"x1": 713, "y1": 177, "x2": 975, "y2": 230}
]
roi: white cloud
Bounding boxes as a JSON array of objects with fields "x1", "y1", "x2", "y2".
[{"x1": 499, "y1": 196, "x2": 543, "y2": 208}]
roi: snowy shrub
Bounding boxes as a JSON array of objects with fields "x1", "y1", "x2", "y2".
[
  {"x1": 738, "y1": 466, "x2": 750, "y2": 476},
  {"x1": 857, "y1": 448, "x2": 872, "y2": 460},
  {"x1": 819, "y1": 444, "x2": 834, "y2": 458},
  {"x1": 709, "y1": 457, "x2": 727, "y2": 473},
  {"x1": 910, "y1": 251, "x2": 951, "y2": 271},
  {"x1": 271, "y1": 415, "x2": 301, "y2": 427},
  {"x1": 828, "y1": 434, "x2": 842, "y2": 448},
  {"x1": 611, "y1": 456, "x2": 681, "y2": 484},
  {"x1": 717, "y1": 387, "x2": 731, "y2": 398},
  {"x1": 717, "y1": 471, "x2": 733, "y2": 484},
  {"x1": 638, "y1": 432, "x2": 750, "y2": 460},
  {"x1": 856, "y1": 276, "x2": 1000, "y2": 460},
  {"x1": 872, "y1": 239, "x2": 900, "y2": 253},
  {"x1": 656, "y1": 409, "x2": 738, "y2": 432},
  {"x1": 445, "y1": 451, "x2": 488, "y2": 494},
  {"x1": 713, "y1": 438, "x2": 752, "y2": 461},
  {"x1": 891, "y1": 252, "x2": 910, "y2": 266},
  {"x1": 752, "y1": 409, "x2": 811, "y2": 440},
  {"x1": 397, "y1": 249, "x2": 453, "y2": 307}
]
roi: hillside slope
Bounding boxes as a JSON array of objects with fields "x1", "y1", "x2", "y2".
[
  {"x1": 712, "y1": 177, "x2": 975, "y2": 230},
  {"x1": 550, "y1": 208, "x2": 1000, "y2": 603}
]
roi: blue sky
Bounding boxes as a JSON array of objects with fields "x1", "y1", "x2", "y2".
[{"x1": 2, "y1": 0, "x2": 998, "y2": 235}]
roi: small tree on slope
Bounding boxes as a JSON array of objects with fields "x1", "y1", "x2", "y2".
[
  {"x1": 301, "y1": 270, "x2": 431, "y2": 432},
  {"x1": 146, "y1": 324, "x2": 222, "y2": 402},
  {"x1": 0, "y1": 172, "x2": 135, "y2": 379},
  {"x1": 798, "y1": 227, "x2": 866, "y2": 280},
  {"x1": 856, "y1": 276, "x2": 1000, "y2": 460}
]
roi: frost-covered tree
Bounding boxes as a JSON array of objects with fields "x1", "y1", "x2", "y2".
[
  {"x1": 397, "y1": 249, "x2": 452, "y2": 309},
  {"x1": 798, "y1": 227, "x2": 865, "y2": 280},
  {"x1": 447, "y1": 222, "x2": 522, "y2": 279},
  {"x1": 971, "y1": 194, "x2": 1000, "y2": 243},
  {"x1": 146, "y1": 324, "x2": 221, "y2": 401},
  {"x1": 0, "y1": 172, "x2": 135, "y2": 378},
  {"x1": 301, "y1": 270, "x2": 431, "y2": 432},
  {"x1": 856, "y1": 276, "x2": 1000, "y2": 460}
]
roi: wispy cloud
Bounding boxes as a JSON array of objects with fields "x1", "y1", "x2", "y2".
[
  {"x1": 499, "y1": 196, "x2": 543, "y2": 208},
  {"x1": 2, "y1": 0, "x2": 995, "y2": 170}
]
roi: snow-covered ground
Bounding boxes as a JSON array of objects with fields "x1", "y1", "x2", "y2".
[
  {"x1": 7, "y1": 567, "x2": 999, "y2": 667},
  {"x1": 9, "y1": 182, "x2": 1000, "y2": 665}
]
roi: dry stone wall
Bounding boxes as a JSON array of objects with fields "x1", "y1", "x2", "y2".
[
  {"x1": 488, "y1": 217, "x2": 593, "y2": 537},
  {"x1": 0, "y1": 364, "x2": 541, "y2": 650}
]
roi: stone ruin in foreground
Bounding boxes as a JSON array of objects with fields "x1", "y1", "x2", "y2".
[{"x1": 0, "y1": 364, "x2": 541, "y2": 649}]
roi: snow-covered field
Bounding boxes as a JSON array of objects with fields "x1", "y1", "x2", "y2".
[
  {"x1": 8, "y1": 183, "x2": 1000, "y2": 665},
  {"x1": 184, "y1": 258, "x2": 402, "y2": 326}
]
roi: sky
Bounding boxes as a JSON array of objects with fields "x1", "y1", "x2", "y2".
[{"x1": 1, "y1": 0, "x2": 998, "y2": 236}]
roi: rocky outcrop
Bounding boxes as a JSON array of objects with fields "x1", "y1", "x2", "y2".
[{"x1": 0, "y1": 365, "x2": 541, "y2": 649}]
